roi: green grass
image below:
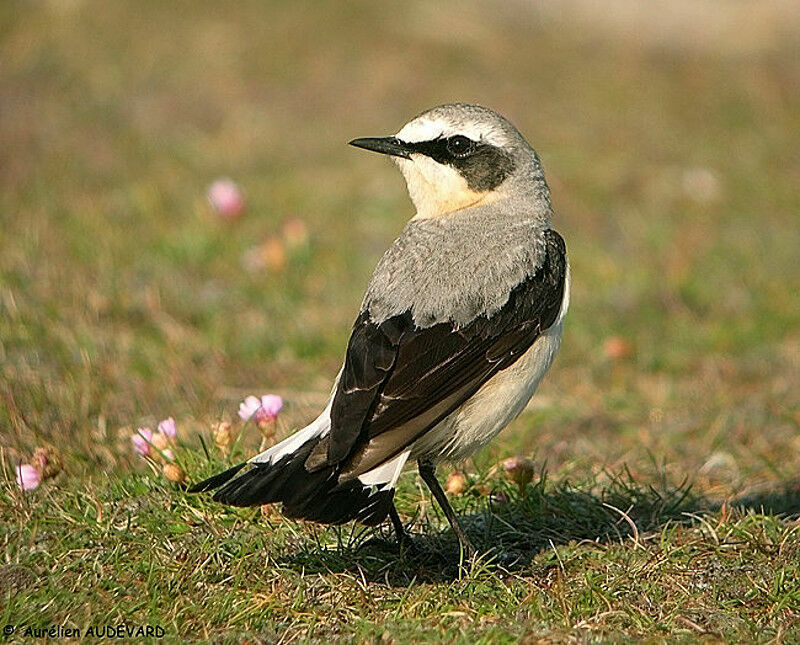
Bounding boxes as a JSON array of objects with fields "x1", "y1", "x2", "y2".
[{"x1": 2, "y1": 1, "x2": 800, "y2": 642}]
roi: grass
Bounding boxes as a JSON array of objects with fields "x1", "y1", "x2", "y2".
[{"x1": 2, "y1": 0, "x2": 800, "y2": 641}]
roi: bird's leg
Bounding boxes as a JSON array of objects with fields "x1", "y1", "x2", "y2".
[
  {"x1": 388, "y1": 503, "x2": 413, "y2": 549},
  {"x1": 417, "y1": 459, "x2": 476, "y2": 558}
]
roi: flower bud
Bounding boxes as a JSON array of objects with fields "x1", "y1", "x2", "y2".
[
  {"x1": 256, "y1": 418, "x2": 277, "y2": 438},
  {"x1": 445, "y1": 471, "x2": 467, "y2": 495},
  {"x1": 501, "y1": 456, "x2": 536, "y2": 488},
  {"x1": 282, "y1": 218, "x2": 310, "y2": 251},
  {"x1": 150, "y1": 432, "x2": 169, "y2": 451},
  {"x1": 603, "y1": 336, "x2": 634, "y2": 360},
  {"x1": 163, "y1": 463, "x2": 186, "y2": 484},
  {"x1": 214, "y1": 421, "x2": 234, "y2": 453},
  {"x1": 261, "y1": 237, "x2": 287, "y2": 273},
  {"x1": 31, "y1": 445, "x2": 62, "y2": 479}
]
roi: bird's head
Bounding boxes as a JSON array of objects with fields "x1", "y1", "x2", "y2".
[{"x1": 349, "y1": 103, "x2": 549, "y2": 219}]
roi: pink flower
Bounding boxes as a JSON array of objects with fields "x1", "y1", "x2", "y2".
[
  {"x1": 238, "y1": 395, "x2": 261, "y2": 421},
  {"x1": 161, "y1": 449, "x2": 175, "y2": 462},
  {"x1": 238, "y1": 394, "x2": 283, "y2": 423},
  {"x1": 131, "y1": 427, "x2": 153, "y2": 457},
  {"x1": 16, "y1": 464, "x2": 41, "y2": 491},
  {"x1": 157, "y1": 417, "x2": 176, "y2": 439},
  {"x1": 257, "y1": 394, "x2": 283, "y2": 421},
  {"x1": 491, "y1": 490, "x2": 509, "y2": 506},
  {"x1": 501, "y1": 456, "x2": 536, "y2": 487},
  {"x1": 207, "y1": 178, "x2": 245, "y2": 220}
]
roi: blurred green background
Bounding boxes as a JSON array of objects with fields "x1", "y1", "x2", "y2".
[
  {"x1": 3, "y1": 1, "x2": 800, "y2": 640},
  {"x1": 3, "y1": 0, "x2": 798, "y2": 486}
]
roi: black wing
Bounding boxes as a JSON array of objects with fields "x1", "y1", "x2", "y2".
[{"x1": 322, "y1": 228, "x2": 567, "y2": 478}]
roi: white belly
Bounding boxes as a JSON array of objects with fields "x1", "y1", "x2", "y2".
[{"x1": 411, "y1": 267, "x2": 570, "y2": 463}]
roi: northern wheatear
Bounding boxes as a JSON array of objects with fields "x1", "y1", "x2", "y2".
[{"x1": 190, "y1": 104, "x2": 569, "y2": 556}]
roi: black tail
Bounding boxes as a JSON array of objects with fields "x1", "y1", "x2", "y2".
[
  {"x1": 187, "y1": 437, "x2": 393, "y2": 526},
  {"x1": 188, "y1": 463, "x2": 246, "y2": 493}
]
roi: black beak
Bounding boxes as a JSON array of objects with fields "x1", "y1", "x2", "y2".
[{"x1": 348, "y1": 136, "x2": 411, "y2": 159}]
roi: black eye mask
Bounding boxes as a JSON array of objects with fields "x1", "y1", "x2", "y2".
[{"x1": 403, "y1": 135, "x2": 516, "y2": 192}]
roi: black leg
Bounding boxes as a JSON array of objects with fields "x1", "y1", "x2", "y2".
[
  {"x1": 389, "y1": 503, "x2": 413, "y2": 548},
  {"x1": 417, "y1": 459, "x2": 476, "y2": 558}
]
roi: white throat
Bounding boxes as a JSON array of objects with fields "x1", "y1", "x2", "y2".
[{"x1": 395, "y1": 156, "x2": 494, "y2": 219}]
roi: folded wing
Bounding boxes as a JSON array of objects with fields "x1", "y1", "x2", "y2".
[{"x1": 323, "y1": 228, "x2": 567, "y2": 477}]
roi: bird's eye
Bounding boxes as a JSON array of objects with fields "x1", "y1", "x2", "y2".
[{"x1": 446, "y1": 135, "x2": 474, "y2": 158}]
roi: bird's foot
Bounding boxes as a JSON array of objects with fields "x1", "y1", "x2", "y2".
[
  {"x1": 486, "y1": 548, "x2": 524, "y2": 569},
  {"x1": 357, "y1": 536, "x2": 402, "y2": 553}
]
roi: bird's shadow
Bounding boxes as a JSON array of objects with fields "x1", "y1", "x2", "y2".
[{"x1": 277, "y1": 471, "x2": 800, "y2": 585}]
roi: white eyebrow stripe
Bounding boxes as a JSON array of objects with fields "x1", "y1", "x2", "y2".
[
  {"x1": 395, "y1": 118, "x2": 504, "y2": 147},
  {"x1": 395, "y1": 118, "x2": 444, "y2": 143}
]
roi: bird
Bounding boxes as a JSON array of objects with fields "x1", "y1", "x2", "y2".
[{"x1": 189, "y1": 103, "x2": 570, "y2": 557}]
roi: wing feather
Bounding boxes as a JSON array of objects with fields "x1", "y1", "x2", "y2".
[{"x1": 326, "y1": 228, "x2": 567, "y2": 473}]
